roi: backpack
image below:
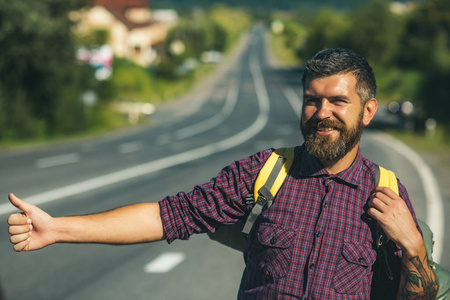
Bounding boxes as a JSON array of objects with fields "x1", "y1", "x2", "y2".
[{"x1": 207, "y1": 147, "x2": 450, "y2": 299}]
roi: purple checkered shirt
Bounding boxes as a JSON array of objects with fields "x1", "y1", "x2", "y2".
[{"x1": 160, "y1": 145, "x2": 418, "y2": 299}]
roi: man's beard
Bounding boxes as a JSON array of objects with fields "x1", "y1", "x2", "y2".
[{"x1": 300, "y1": 112, "x2": 364, "y2": 163}]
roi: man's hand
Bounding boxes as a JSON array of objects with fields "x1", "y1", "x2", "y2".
[
  {"x1": 368, "y1": 187, "x2": 438, "y2": 299},
  {"x1": 7, "y1": 193, "x2": 56, "y2": 251},
  {"x1": 367, "y1": 186, "x2": 422, "y2": 253},
  {"x1": 7, "y1": 193, "x2": 165, "y2": 250}
]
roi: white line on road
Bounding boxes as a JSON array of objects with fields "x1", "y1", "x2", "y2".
[
  {"x1": 174, "y1": 75, "x2": 240, "y2": 140},
  {"x1": 371, "y1": 132, "x2": 444, "y2": 263},
  {"x1": 0, "y1": 53, "x2": 270, "y2": 216},
  {"x1": 118, "y1": 141, "x2": 143, "y2": 154},
  {"x1": 282, "y1": 86, "x2": 303, "y2": 117},
  {"x1": 35, "y1": 153, "x2": 80, "y2": 169},
  {"x1": 156, "y1": 134, "x2": 172, "y2": 146},
  {"x1": 144, "y1": 252, "x2": 186, "y2": 273}
]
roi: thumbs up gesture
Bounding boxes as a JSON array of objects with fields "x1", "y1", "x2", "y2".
[{"x1": 7, "y1": 193, "x2": 55, "y2": 251}]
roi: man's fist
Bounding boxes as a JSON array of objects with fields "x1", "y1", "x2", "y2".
[{"x1": 8, "y1": 193, "x2": 55, "y2": 251}]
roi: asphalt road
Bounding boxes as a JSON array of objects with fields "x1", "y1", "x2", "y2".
[{"x1": 0, "y1": 25, "x2": 447, "y2": 300}]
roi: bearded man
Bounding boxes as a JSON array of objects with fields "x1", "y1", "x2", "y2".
[{"x1": 7, "y1": 48, "x2": 438, "y2": 299}]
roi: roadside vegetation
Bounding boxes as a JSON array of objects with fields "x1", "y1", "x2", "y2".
[
  {"x1": 269, "y1": 0, "x2": 450, "y2": 148},
  {"x1": 0, "y1": 2, "x2": 251, "y2": 147},
  {"x1": 1, "y1": 0, "x2": 449, "y2": 150}
]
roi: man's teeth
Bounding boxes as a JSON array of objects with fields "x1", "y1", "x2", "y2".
[{"x1": 317, "y1": 127, "x2": 333, "y2": 131}]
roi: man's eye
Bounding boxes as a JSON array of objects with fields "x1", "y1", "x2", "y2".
[
  {"x1": 304, "y1": 98, "x2": 318, "y2": 105},
  {"x1": 333, "y1": 99, "x2": 347, "y2": 104}
]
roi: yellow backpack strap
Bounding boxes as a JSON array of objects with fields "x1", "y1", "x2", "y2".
[
  {"x1": 254, "y1": 147, "x2": 295, "y2": 203},
  {"x1": 242, "y1": 147, "x2": 295, "y2": 236},
  {"x1": 374, "y1": 164, "x2": 398, "y2": 280},
  {"x1": 374, "y1": 165, "x2": 399, "y2": 195}
]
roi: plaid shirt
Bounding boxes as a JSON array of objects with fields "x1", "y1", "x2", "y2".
[{"x1": 160, "y1": 145, "x2": 417, "y2": 299}]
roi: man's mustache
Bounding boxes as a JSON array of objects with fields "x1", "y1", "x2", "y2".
[{"x1": 303, "y1": 118, "x2": 345, "y2": 133}]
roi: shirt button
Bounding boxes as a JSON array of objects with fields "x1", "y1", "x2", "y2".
[
  {"x1": 309, "y1": 263, "x2": 315, "y2": 269},
  {"x1": 323, "y1": 202, "x2": 328, "y2": 208},
  {"x1": 265, "y1": 274, "x2": 274, "y2": 284},
  {"x1": 270, "y1": 237, "x2": 277, "y2": 245},
  {"x1": 358, "y1": 257, "x2": 366, "y2": 264},
  {"x1": 315, "y1": 231, "x2": 321, "y2": 238}
]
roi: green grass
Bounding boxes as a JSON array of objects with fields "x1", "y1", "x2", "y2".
[
  {"x1": 0, "y1": 109, "x2": 134, "y2": 150},
  {"x1": 152, "y1": 64, "x2": 216, "y2": 103},
  {"x1": 387, "y1": 128, "x2": 450, "y2": 154}
]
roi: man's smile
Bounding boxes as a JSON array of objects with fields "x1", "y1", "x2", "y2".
[
  {"x1": 305, "y1": 119, "x2": 344, "y2": 136},
  {"x1": 315, "y1": 126, "x2": 338, "y2": 135}
]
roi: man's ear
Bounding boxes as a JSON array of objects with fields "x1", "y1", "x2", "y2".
[{"x1": 362, "y1": 98, "x2": 378, "y2": 126}]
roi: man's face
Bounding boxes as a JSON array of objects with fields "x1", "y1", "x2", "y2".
[{"x1": 300, "y1": 73, "x2": 365, "y2": 163}]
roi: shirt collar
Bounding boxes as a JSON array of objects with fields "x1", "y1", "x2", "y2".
[{"x1": 299, "y1": 144, "x2": 363, "y2": 187}]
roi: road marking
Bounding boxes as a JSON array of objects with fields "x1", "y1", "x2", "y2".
[
  {"x1": 174, "y1": 75, "x2": 240, "y2": 140},
  {"x1": 0, "y1": 52, "x2": 270, "y2": 215},
  {"x1": 156, "y1": 134, "x2": 172, "y2": 145},
  {"x1": 35, "y1": 153, "x2": 80, "y2": 169},
  {"x1": 118, "y1": 141, "x2": 143, "y2": 154},
  {"x1": 371, "y1": 132, "x2": 444, "y2": 263},
  {"x1": 144, "y1": 252, "x2": 186, "y2": 273},
  {"x1": 282, "y1": 85, "x2": 303, "y2": 117},
  {"x1": 156, "y1": 76, "x2": 240, "y2": 144}
]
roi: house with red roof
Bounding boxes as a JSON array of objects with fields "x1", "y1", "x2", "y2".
[{"x1": 72, "y1": 0, "x2": 177, "y2": 66}]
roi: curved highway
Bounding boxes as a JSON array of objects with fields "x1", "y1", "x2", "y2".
[{"x1": 0, "y1": 25, "x2": 446, "y2": 300}]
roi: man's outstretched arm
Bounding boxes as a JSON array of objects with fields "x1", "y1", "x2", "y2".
[{"x1": 7, "y1": 193, "x2": 165, "y2": 252}]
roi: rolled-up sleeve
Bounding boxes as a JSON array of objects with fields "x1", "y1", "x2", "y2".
[{"x1": 160, "y1": 149, "x2": 272, "y2": 244}]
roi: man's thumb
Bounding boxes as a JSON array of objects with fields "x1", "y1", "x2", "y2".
[{"x1": 9, "y1": 193, "x2": 31, "y2": 213}]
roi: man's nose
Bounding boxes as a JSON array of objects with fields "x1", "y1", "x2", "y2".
[{"x1": 315, "y1": 100, "x2": 332, "y2": 120}]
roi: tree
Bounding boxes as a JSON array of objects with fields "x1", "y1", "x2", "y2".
[
  {"x1": 165, "y1": 14, "x2": 228, "y2": 62},
  {"x1": 397, "y1": 0, "x2": 450, "y2": 71},
  {"x1": 412, "y1": 0, "x2": 450, "y2": 133},
  {"x1": 346, "y1": 0, "x2": 402, "y2": 65},
  {"x1": 300, "y1": 9, "x2": 351, "y2": 59},
  {"x1": 0, "y1": 0, "x2": 88, "y2": 140}
]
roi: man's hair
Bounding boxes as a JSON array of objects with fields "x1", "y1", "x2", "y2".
[{"x1": 301, "y1": 48, "x2": 377, "y2": 103}]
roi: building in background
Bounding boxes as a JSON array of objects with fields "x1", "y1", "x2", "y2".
[
  {"x1": 72, "y1": 0, "x2": 178, "y2": 67},
  {"x1": 390, "y1": 1, "x2": 415, "y2": 14}
]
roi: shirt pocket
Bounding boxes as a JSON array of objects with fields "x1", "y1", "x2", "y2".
[
  {"x1": 332, "y1": 240, "x2": 376, "y2": 295},
  {"x1": 247, "y1": 222, "x2": 296, "y2": 281}
]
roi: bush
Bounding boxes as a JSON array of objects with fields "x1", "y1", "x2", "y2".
[{"x1": 111, "y1": 60, "x2": 153, "y2": 102}]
